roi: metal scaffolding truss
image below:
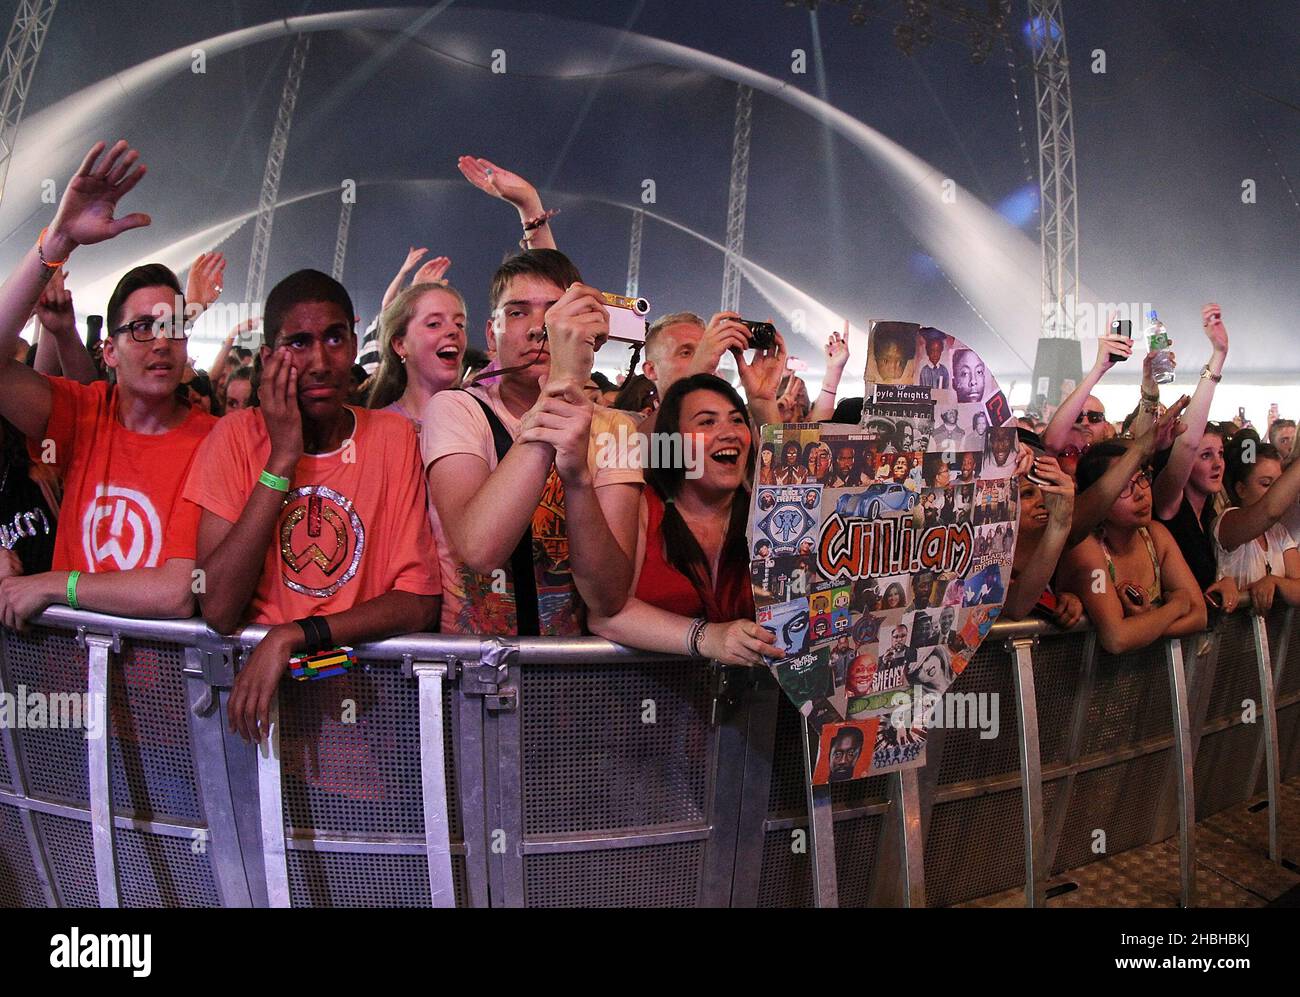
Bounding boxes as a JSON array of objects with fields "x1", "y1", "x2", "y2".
[
  {"x1": 625, "y1": 208, "x2": 644, "y2": 298},
  {"x1": 331, "y1": 197, "x2": 352, "y2": 283},
  {"x1": 1029, "y1": 0, "x2": 1079, "y2": 339},
  {"x1": 245, "y1": 33, "x2": 310, "y2": 306},
  {"x1": 720, "y1": 84, "x2": 753, "y2": 314},
  {"x1": 0, "y1": 0, "x2": 57, "y2": 206}
]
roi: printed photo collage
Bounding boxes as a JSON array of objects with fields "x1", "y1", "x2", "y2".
[{"x1": 748, "y1": 323, "x2": 1022, "y2": 783}]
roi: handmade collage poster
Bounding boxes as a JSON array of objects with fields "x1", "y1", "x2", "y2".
[{"x1": 747, "y1": 322, "x2": 1019, "y2": 785}]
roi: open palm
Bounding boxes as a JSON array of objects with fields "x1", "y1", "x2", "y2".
[
  {"x1": 457, "y1": 156, "x2": 537, "y2": 207},
  {"x1": 49, "y1": 141, "x2": 150, "y2": 247}
]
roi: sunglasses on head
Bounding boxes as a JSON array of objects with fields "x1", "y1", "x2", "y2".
[{"x1": 1075, "y1": 411, "x2": 1107, "y2": 424}]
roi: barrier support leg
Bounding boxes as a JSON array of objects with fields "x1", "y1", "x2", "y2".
[
  {"x1": 81, "y1": 632, "x2": 120, "y2": 908},
  {"x1": 1250, "y1": 616, "x2": 1282, "y2": 864},
  {"x1": 801, "y1": 718, "x2": 838, "y2": 908},
  {"x1": 892, "y1": 767, "x2": 926, "y2": 908},
  {"x1": 1006, "y1": 636, "x2": 1046, "y2": 908},
  {"x1": 415, "y1": 661, "x2": 456, "y2": 907},
  {"x1": 1164, "y1": 638, "x2": 1196, "y2": 907},
  {"x1": 256, "y1": 691, "x2": 290, "y2": 907}
]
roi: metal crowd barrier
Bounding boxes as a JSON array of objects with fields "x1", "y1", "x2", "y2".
[{"x1": 1, "y1": 604, "x2": 1296, "y2": 908}]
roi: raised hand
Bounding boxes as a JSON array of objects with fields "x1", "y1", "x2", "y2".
[
  {"x1": 1148, "y1": 394, "x2": 1190, "y2": 454},
  {"x1": 824, "y1": 324, "x2": 849, "y2": 372},
  {"x1": 185, "y1": 251, "x2": 226, "y2": 317},
  {"x1": 35, "y1": 269, "x2": 76, "y2": 337},
  {"x1": 398, "y1": 246, "x2": 428, "y2": 276},
  {"x1": 542, "y1": 283, "x2": 607, "y2": 386},
  {"x1": 47, "y1": 141, "x2": 150, "y2": 252},
  {"x1": 457, "y1": 156, "x2": 542, "y2": 210},
  {"x1": 1033, "y1": 455, "x2": 1075, "y2": 526},
  {"x1": 1202, "y1": 302, "x2": 1228, "y2": 355},
  {"x1": 516, "y1": 379, "x2": 593, "y2": 484},
  {"x1": 260, "y1": 347, "x2": 304, "y2": 473},
  {"x1": 411, "y1": 256, "x2": 451, "y2": 286},
  {"x1": 737, "y1": 330, "x2": 786, "y2": 402}
]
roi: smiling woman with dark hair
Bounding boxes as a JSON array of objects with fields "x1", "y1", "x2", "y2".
[{"x1": 589, "y1": 373, "x2": 781, "y2": 667}]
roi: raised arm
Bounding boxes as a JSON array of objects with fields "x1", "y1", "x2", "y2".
[
  {"x1": 457, "y1": 156, "x2": 556, "y2": 251},
  {"x1": 808, "y1": 323, "x2": 849, "y2": 422},
  {"x1": 1153, "y1": 304, "x2": 1230, "y2": 518},
  {"x1": 0, "y1": 140, "x2": 150, "y2": 438},
  {"x1": 736, "y1": 328, "x2": 785, "y2": 428},
  {"x1": 33, "y1": 269, "x2": 98, "y2": 383},
  {"x1": 1043, "y1": 328, "x2": 1133, "y2": 453},
  {"x1": 1003, "y1": 457, "x2": 1074, "y2": 620},
  {"x1": 183, "y1": 251, "x2": 226, "y2": 323},
  {"x1": 1069, "y1": 397, "x2": 1188, "y2": 546},
  {"x1": 382, "y1": 247, "x2": 428, "y2": 311}
]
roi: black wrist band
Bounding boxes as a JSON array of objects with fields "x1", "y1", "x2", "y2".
[
  {"x1": 314, "y1": 615, "x2": 334, "y2": 651},
  {"x1": 295, "y1": 616, "x2": 323, "y2": 655}
]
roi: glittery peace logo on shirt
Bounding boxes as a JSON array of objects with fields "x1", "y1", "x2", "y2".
[{"x1": 279, "y1": 485, "x2": 365, "y2": 598}]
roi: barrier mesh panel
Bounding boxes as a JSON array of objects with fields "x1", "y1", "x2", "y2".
[
  {"x1": 767, "y1": 696, "x2": 887, "y2": 815},
  {"x1": 926, "y1": 788, "x2": 1024, "y2": 906},
  {"x1": 935, "y1": 643, "x2": 1019, "y2": 786},
  {"x1": 287, "y1": 849, "x2": 468, "y2": 908},
  {"x1": 34, "y1": 811, "x2": 97, "y2": 907},
  {"x1": 116, "y1": 825, "x2": 220, "y2": 907},
  {"x1": 6, "y1": 628, "x2": 89, "y2": 806},
  {"x1": 1278, "y1": 702, "x2": 1300, "y2": 781},
  {"x1": 1080, "y1": 645, "x2": 1171, "y2": 758},
  {"x1": 1194, "y1": 722, "x2": 1261, "y2": 818},
  {"x1": 0, "y1": 802, "x2": 44, "y2": 907},
  {"x1": 1033, "y1": 633, "x2": 1088, "y2": 767},
  {"x1": 1050, "y1": 750, "x2": 1171, "y2": 873},
  {"x1": 109, "y1": 640, "x2": 201, "y2": 823},
  {"x1": 523, "y1": 840, "x2": 702, "y2": 907},
  {"x1": 0, "y1": 645, "x2": 14, "y2": 792},
  {"x1": 1205, "y1": 614, "x2": 1262, "y2": 723},
  {"x1": 521, "y1": 660, "x2": 710, "y2": 835},
  {"x1": 1280, "y1": 613, "x2": 1300, "y2": 699},
  {"x1": 756, "y1": 813, "x2": 884, "y2": 908},
  {"x1": 278, "y1": 661, "x2": 432, "y2": 838}
]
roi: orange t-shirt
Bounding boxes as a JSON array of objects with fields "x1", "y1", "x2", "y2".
[
  {"x1": 38, "y1": 377, "x2": 215, "y2": 573},
  {"x1": 182, "y1": 406, "x2": 441, "y2": 626}
]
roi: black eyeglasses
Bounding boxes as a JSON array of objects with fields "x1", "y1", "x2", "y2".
[
  {"x1": 1075, "y1": 410, "x2": 1107, "y2": 424},
  {"x1": 1119, "y1": 469, "x2": 1153, "y2": 499},
  {"x1": 110, "y1": 316, "x2": 189, "y2": 343}
]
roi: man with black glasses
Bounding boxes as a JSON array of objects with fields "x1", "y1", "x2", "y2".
[{"x1": 0, "y1": 141, "x2": 214, "y2": 630}]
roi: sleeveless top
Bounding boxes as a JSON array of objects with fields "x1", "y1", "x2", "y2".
[
  {"x1": 635, "y1": 489, "x2": 755, "y2": 623},
  {"x1": 1099, "y1": 526, "x2": 1163, "y2": 606}
]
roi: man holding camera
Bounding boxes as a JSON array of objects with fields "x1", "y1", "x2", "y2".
[{"x1": 422, "y1": 249, "x2": 642, "y2": 636}]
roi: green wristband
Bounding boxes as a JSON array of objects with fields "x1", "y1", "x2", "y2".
[
  {"x1": 258, "y1": 469, "x2": 291, "y2": 493},
  {"x1": 66, "y1": 570, "x2": 81, "y2": 611}
]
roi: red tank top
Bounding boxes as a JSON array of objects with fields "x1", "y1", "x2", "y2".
[{"x1": 635, "y1": 490, "x2": 756, "y2": 623}]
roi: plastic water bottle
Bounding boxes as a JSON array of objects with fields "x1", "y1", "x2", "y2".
[{"x1": 1145, "y1": 310, "x2": 1175, "y2": 384}]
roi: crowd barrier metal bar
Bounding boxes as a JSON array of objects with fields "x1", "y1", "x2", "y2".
[
  {"x1": 256, "y1": 694, "x2": 290, "y2": 908},
  {"x1": 892, "y1": 769, "x2": 925, "y2": 907},
  {"x1": 82, "y1": 631, "x2": 120, "y2": 908},
  {"x1": 414, "y1": 660, "x2": 455, "y2": 907},
  {"x1": 1164, "y1": 638, "x2": 1196, "y2": 908},
  {"x1": 1250, "y1": 616, "x2": 1282, "y2": 862},
  {"x1": 1007, "y1": 635, "x2": 1046, "y2": 907},
  {"x1": 801, "y1": 718, "x2": 837, "y2": 908}
]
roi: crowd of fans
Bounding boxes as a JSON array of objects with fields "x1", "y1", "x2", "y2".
[{"x1": 2, "y1": 139, "x2": 1298, "y2": 744}]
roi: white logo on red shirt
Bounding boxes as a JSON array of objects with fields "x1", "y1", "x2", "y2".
[{"x1": 81, "y1": 485, "x2": 163, "y2": 571}]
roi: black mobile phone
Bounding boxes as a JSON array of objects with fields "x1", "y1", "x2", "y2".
[
  {"x1": 1123, "y1": 583, "x2": 1145, "y2": 606},
  {"x1": 1206, "y1": 590, "x2": 1224, "y2": 610},
  {"x1": 1110, "y1": 319, "x2": 1132, "y2": 362}
]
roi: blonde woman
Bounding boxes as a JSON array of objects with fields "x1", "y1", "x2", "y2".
[{"x1": 366, "y1": 282, "x2": 467, "y2": 430}]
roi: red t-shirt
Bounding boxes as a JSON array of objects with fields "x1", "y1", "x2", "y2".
[
  {"x1": 182, "y1": 406, "x2": 440, "y2": 626},
  {"x1": 635, "y1": 489, "x2": 755, "y2": 623},
  {"x1": 37, "y1": 377, "x2": 215, "y2": 573}
]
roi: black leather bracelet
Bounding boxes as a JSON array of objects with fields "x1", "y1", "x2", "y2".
[
  {"x1": 295, "y1": 616, "x2": 322, "y2": 655},
  {"x1": 315, "y1": 615, "x2": 334, "y2": 652}
]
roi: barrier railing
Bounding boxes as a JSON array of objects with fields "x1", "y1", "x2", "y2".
[{"x1": 1, "y1": 604, "x2": 1296, "y2": 908}]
